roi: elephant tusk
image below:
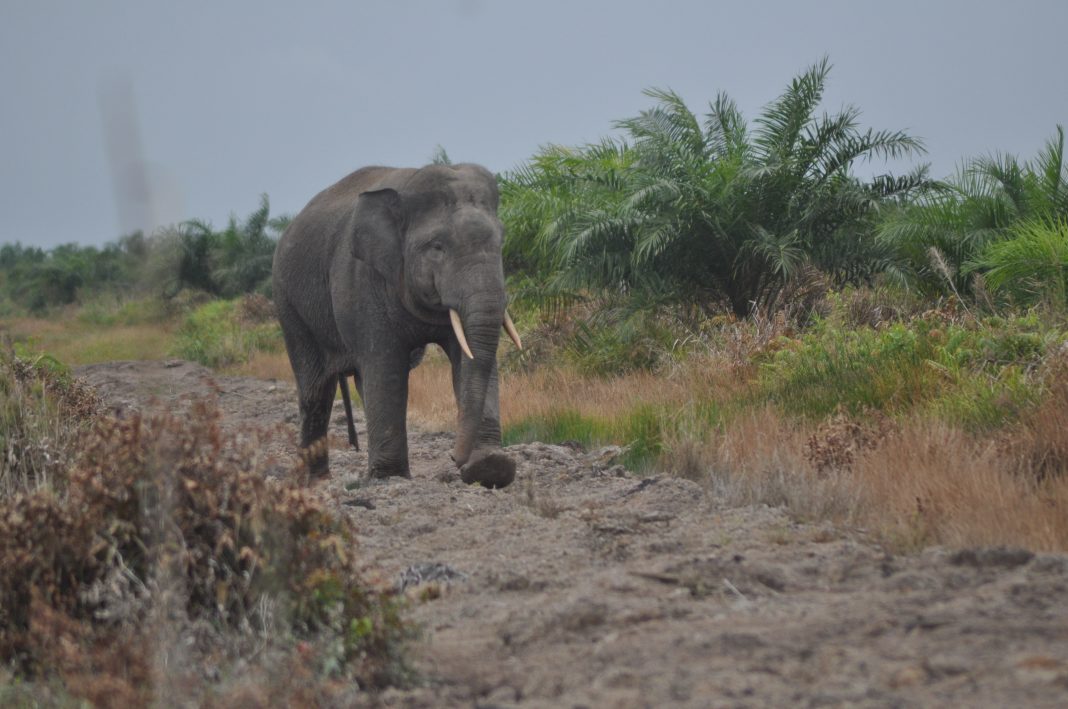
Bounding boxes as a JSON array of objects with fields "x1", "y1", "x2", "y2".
[
  {"x1": 450, "y1": 309, "x2": 474, "y2": 359},
  {"x1": 503, "y1": 311, "x2": 523, "y2": 350}
]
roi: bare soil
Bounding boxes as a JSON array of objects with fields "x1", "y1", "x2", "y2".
[{"x1": 76, "y1": 360, "x2": 1068, "y2": 708}]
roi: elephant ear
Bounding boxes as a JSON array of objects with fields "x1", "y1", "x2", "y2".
[{"x1": 350, "y1": 188, "x2": 403, "y2": 284}]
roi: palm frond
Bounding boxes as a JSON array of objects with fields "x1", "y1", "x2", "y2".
[
  {"x1": 703, "y1": 92, "x2": 748, "y2": 159},
  {"x1": 1031, "y1": 124, "x2": 1067, "y2": 218},
  {"x1": 752, "y1": 56, "x2": 831, "y2": 162}
]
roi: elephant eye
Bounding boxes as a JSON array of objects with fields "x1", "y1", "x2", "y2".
[{"x1": 430, "y1": 241, "x2": 445, "y2": 252}]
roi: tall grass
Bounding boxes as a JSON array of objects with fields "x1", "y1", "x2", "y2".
[
  {"x1": 0, "y1": 351, "x2": 98, "y2": 498},
  {"x1": 851, "y1": 421, "x2": 1068, "y2": 550}
]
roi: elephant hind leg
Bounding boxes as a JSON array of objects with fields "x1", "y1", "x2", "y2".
[
  {"x1": 297, "y1": 372, "x2": 335, "y2": 478},
  {"x1": 278, "y1": 302, "x2": 336, "y2": 478}
]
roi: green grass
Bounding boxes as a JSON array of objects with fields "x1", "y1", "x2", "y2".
[
  {"x1": 76, "y1": 295, "x2": 171, "y2": 327},
  {"x1": 503, "y1": 404, "x2": 665, "y2": 470},
  {"x1": 1, "y1": 318, "x2": 174, "y2": 366}
]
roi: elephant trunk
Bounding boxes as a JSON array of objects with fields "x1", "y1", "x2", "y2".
[{"x1": 451, "y1": 295, "x2": 504, "y2": 467}]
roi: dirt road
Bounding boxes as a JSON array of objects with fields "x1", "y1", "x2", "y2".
[{"x1": 76, "y1": 360, "x2": 1068, "y2": 708}]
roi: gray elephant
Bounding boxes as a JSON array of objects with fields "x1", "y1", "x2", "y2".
[{"x1": 272, "y1": 163, "x2": 522, "y2": 488}]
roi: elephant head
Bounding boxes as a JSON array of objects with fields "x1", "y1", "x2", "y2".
[{"x1": 348, "y1": 164, "x2": 520, "y2": 470}]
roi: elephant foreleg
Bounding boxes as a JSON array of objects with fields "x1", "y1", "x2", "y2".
[
  {"x1": 361, "y1": 356, "x2": 411, "y2": 479},
  {"x1": 447, "y1": 342, "x2": 514, "y2": 488}
]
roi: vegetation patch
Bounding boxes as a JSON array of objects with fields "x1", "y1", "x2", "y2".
[
  {"x1": 0, "y1": 355, "x2": 411, "y2": 705},
  {"x1": 171, "y1": 296, "x2": 283, "y2": 369},
  {"x1": 0, "y1": 350, "x2": 99, "y2": 497},
  {"x1": 759, "y1": 310, "x2": 1059, "y2": 428}
]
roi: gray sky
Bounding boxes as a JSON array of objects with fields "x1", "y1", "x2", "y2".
[{"x1": 2, "y1": 0, "x2": 1067, "y2": 248}]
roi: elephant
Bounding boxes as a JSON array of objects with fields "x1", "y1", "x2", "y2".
[{"x1": 272, "y1": 163, "x2": 522, "y2": 488}]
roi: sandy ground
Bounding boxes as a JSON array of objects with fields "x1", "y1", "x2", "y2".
[{"x1": 76, "y1": 359, "x2": 1068, "y2": 708}]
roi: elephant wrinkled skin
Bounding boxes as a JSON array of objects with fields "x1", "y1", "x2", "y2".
[{"x1": 272, "y1": 163, "x2": 518, "y2": 488}]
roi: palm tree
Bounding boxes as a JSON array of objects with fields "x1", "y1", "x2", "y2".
[
  {"x1": 879, "y1": 125, "x2": 1067, "y2": 295},
  {"x1": 212, "y1": 194, "x2": 278, "y2": 297},
  {"x1": 503, "y1": 58, "x2": 928, "y2": 316},
  {"x1": 172, "y1": 219, "x2": 220, "y2": 296},
  {"x1": 976, "y1": 219, "x2": 1068, "y2": 307}
]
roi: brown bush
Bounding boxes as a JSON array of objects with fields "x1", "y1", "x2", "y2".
[
  {"x1": 0, "y1": 393, "x2": 410, "y2": 700},
  {"x1": 235, "y1": 293, "x2": 276, "y2": 324},
  {"x1": 806, "y1": 408, "x2": 895, "y2": 473}
]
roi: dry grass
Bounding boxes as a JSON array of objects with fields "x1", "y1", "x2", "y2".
[
  {"x1": 407, "y1": 349, "x2": 456, "y2": 431},
  {"x1": 1, "y1": 317, "x2": 173, "y2": 365},
  {"x1": 409, "y1": 344, "x2": 1068, "y2": 552},
  {"x1": 409, "y1": 348, "x2": 749, "y2": 430},
  {"x1": 842, "y1": 358, "x2": 1068, "y2": 551},
  {"x1": 853, "y1": 422, "x2": 1068, "y2": 551},
  {"x1": 694, "y1": 407, "x2": 1068, "y2": 552},
  {"x1": 699, "y1": 406, "x2": 861, "y2": 522},
  {"x1": 231, "y1": 349, "x2": 295, "y2": 381}
]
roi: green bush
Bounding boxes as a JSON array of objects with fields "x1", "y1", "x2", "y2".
[
  {"x1": 501, "y1": 59, "x2": 926, "y2": 317},
  {"x1": 759, "y1": 313, "x2": 1057, "y2": 428},
  {"x1": 566, "y1": 317, "x2": 675, "y2": 376},
  {"x1": 171, "y1": 298, "x2": 282, "y2": 368}
]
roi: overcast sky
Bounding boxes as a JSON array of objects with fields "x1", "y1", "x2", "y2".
[{"x1": 3, "y1": 0, "x2": 1067, "y2": 248}]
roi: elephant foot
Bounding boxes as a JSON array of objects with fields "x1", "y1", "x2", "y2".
[
  {"x1": 368, "y1": 461, "x2": 412, "y2": 480},
  {"x1": 460, "y1": 450, "x2": 516, "y2": 489}
]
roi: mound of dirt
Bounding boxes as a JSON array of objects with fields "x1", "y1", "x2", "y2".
[{"x1": 77, "y1": 360, "x2": 1068, "y2": 708}]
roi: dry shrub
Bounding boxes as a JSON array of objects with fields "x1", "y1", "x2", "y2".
[
  {"x1": 852, "y1": 421, "x2": 1068, "y2": 551},
  {"x1": 235, "y1": 293, "x2": 276, "y2": 324},
  {"x1": 842, "y1": 286, "x2": 926, "y2": 329},
  {"x1": 690, "y1": 309, "x2": 798, "y2": 369},
  {"x1": 0, "y1": 395, "x2": 409, "y2": 701},
  {"x1": 24, "y1": 596, "x2": 153, "y2": 707},
  {"x1": 806, "y1": 408, "x2": 895, "y2": 473},
  {"x1": 6, "y1": 355, "x2": 100, "y2": 422},
  {"x1": 766, "y1": 264, "x2": 831, "y2": 323}
]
